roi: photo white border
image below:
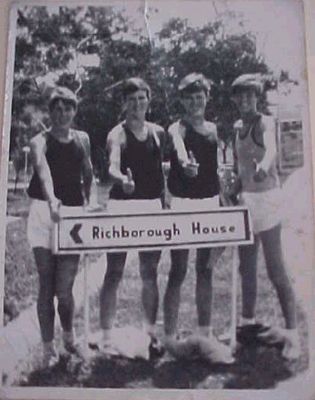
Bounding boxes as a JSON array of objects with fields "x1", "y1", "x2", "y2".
[{"x1": 0, "y1": 0, "x2": 315, "y2": 399}]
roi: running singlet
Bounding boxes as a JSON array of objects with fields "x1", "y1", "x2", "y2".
[
  {"x1": 27, "y1": 131, "x2": 85, "y2": 206},
  {"x1": 109, "y1": 123, "x2": 164, "y2": 200},
  {"x1": 168, "y1": 120, "x2": 219, "y2": 199},
  {"x1": 235, "y1": 114, "x2": 279, "y2": 193}
]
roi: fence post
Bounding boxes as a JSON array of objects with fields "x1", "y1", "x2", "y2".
[{"x1": 83, "y1": 254, "x2": 90, "y2": 358}]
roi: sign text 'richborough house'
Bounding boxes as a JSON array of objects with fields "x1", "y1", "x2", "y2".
[
  {"x1": 55, "y1": 207, "x2": 253, "y2": 254},
  {"x1": 92, "y1": 222, "x2": 236, "y2": 242}
]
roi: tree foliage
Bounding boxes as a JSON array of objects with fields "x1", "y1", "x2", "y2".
[{"x1": 12, "y1": 5, "x2": 272, "y2": 179}]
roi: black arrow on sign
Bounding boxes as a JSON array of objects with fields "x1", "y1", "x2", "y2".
[{"x1": 70, "y1": 223, "x2": 83, "y2": 244}]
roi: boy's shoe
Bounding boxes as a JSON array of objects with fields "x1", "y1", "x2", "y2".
[
  {"x1": 63, "y1": 331, "x2": 84, "y2": 358},
  {"x1": 89, "y1": 327, "x2": 155, "y2": 360},
  {"x1": 219, "y1": 323, "x2": 270, "y2": 346},
  {"x1": 42, "y1": 342, "x2": 59, "y2": 368},
  {"x1": 88, "y1": 331, "x2": 103, "y2": 351},
  {"x1": 198, "y1": 333, "x2": 235, "y2": 364},
  {"x1": 164, "y1": 334, "x2": 200, "y2": 360},
  {"x1": 164, "y1": 333, "x2": 234, "y2": 364},
  {"x1": 282, "y1": 331, "x2": 301, "y2": 361},
  {"x1": 149, "y1": 336, "x2": 165, "y2": 362},
  {"x1": 64, "y1": 340, "x2": 85, "y2": 358},
  {"x1": 257, "y1": 326, "x2": 301, "y2": 360},
  {"x1": 100, "y1": 339, "x2": 121, "y2": 357},
  {"x1": 87, "y1": 331, "x2": 119, "y2": 357},
  {"x1": 237, "y1": 323, "x2": 273, "y2": 346}
]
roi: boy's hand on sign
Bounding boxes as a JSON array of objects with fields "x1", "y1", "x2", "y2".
[
  {"x1": 253, "y1": 159, "x2": 267, "y2": 182},
  {"x1": 162, "y1": 161, "x2": 171, "y2": 178},
  {"x1": 122, "y1": 168, "x2": 135, "y2": 194},
  {"x1": 183, "y1": 151, "x2": 199, "y2": 178},
  {"x1": 49, "y1": 199, "x2": 61, "y2": 222},
  {"x1": 84, "y1": 203, "x2": 105, "y2": 213}
]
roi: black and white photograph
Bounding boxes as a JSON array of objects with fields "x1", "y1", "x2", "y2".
[{"x1": 0, "y1": 0, "x2": 314, "y2": 398}]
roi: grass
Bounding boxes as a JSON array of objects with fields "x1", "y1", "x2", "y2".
[
  {"x1": 19, "y1": 247, "x2": 309, "y2": 389},
  {"x1": 4, "y1": 184, "x2": 310, "y2": 389},
  {"x1": 4, "y1": 190, "x2": 36, "y2": 325}
]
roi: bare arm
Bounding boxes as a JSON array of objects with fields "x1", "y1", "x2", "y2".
[
  {"x1": 30, "y1": 134, "x2": 58, "y2": 204},
  {"x1": 79, "y1": 132, "x2": 93, "y2": 203},
  {"x1": 107, "y1": 128, "x2": 126, "y2": 185},
  {"x1": 169, "y1": 123, "x2": 190, "y2": 166},
  {"x1": 30, "y1": 133, "x2": 60, "y2": 221},
  {"x1": 169, "y1": 122, "x2": 199, "y2": 177},
  {"x1": 107, "y1": 127, "x2": 135, "y2": 194},
  {"x1": 257, "y1": 116, "x2": 277, "y2": 172},
  {"x1": 210, "y1": 124, "x2": 222, "y2": 166}
]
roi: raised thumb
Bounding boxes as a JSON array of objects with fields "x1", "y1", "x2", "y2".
[
  {"x1": 188, "y1": 150, "x2": 196, "y2": 164},
  {"x1": 126, "y1": 168, "x2": 133, "y2": 182}
]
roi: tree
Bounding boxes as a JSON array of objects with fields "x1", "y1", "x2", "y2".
[
  {"x1": 11, "y1": 5, "x2": 273, "y2": 180},
  {"x1": 12, "y1": 5, "x2": 137, "y2": 178},
  {"x1": 153, "y1": 16, "x2": 270, "y2": 143}
]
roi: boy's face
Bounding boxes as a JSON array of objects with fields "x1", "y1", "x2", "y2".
[
  {"x1": 125, "y1": 89, "x2": 149, "y2": 119},
  {"x1": 232, "y1": 88, "x2": 258, "y2": 114},
  {"x1": 50, "y1": 99, "x2": 76, "y2": 129},
  {"x1": 180, "y1": 89, "x2": 208, "y2": 118}
]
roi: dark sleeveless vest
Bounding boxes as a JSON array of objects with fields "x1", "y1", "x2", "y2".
[
  {"x1": 28, "y1": 131, "x2": 85, "y2": 206},
  {"x1": 168, "y1": 120, "x2": 219, "y2": 198},
  {"x1": 109, "y1": 124, "x2": 164, "y2": 200}
]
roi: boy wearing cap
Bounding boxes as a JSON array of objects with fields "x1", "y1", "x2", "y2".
[
  {"x1": 229, "y1": 74, "x2": 300, "y2": 359},
  {"x1": 164, "y1": 73, "x2": 228, "y2": 352},
  {"x1": 27, "y1": 87, "x2": 93, "y2": 366},
  {"x1": 99, "y1": 78, "x2": 165, "y2": 355}
]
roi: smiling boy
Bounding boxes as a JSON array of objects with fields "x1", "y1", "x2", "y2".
[
  {"x1": 27, "y1": 86, "x2": 93, "y2": 366},
  {"x1": 230, "y1": 74, "x2": 300, "y2": 360},
  {"x1": 164, "y1": 73, "x2": 228, "y2": 355},
  {"x1": 99, "y1": 78, "x2": 165, "y2": 356}
]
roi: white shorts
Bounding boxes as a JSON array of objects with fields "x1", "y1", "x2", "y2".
[
  {"x1": 106, "y1": 198, "x2": 162, "y2": 213},
  {"x1": 27, "y1": 199, "x2": 83, "y2": 249},
  {"x1": 239, "y1": 188, "x2": 283, "y2": 234},
  {"x1": 170, "y1": 195, "x2": 220, "y2": 211}
]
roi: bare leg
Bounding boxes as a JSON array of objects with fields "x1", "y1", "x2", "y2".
[
  {"x1": 239, "y1": 235, "x2": 260, "y2": 321},
  {"x1": 260, "y1": 224, "x2": 296, "y2": 329},
  {"x1": 100, "y1": 252, "x2": 127, "y2": 331},
  {"x1": 258, "y1": 224, "x2": 300, "y2": 360},
  {"x1": 33, "y1": 247, "x2": 56, "y2": 343},
  {"x1": 195, "y1": 247, "x2": 212, "y2": 333},
  {"x1": 139, "y1": 250, "x2": 161, "y2": 334},
  {"x1": 163, "y1": 249, "x2": 189, "y2": 337},
  {"x1": 55, "y1": 254, "x2": 80, "y2": 333}
]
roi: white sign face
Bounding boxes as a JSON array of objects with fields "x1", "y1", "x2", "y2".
[{"x1": 55, "y1": 206, "x2": 253, "y2": 254}]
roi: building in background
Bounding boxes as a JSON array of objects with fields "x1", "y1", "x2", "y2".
[{"x1": 267, "y1": 82, "x2": 304, "y2": 175}]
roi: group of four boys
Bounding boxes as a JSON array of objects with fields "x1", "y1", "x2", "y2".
[{"x1": 26, "y1": 72, "x2": 300, "y2": 367}]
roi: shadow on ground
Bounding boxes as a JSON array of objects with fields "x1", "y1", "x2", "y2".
[
  {"x1": 21, "y1": 342, "x2": 302, "y2": 389},
  {"x1": 152, "y1": 345, "x2": 294, "y2": 389}
]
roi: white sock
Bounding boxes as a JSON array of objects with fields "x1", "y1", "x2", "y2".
[
  {"x1": 63, "y1": 330, "x2": 75, "y2": 344},
  {"x1": 43, "y1": 341, "x2": 56, "y2": 354},
  {"x1": 284, "y1": 328, "x2": 299, "y2": 340},
  {"x1": 164, "y1": 333, "x2": 176, "y2": 343},
  {"x1": 102, "y1": 329, "x2": 113, "y2": 343},
  {"x1": 240, "y1": 317, "x2": 256, "y2": 326},
  {"x1": 143, "y1": 323, "x2": 156, "y2": 338},
  {"x1": 197, "y1": 326, "x2": 213, "y2": 337}
]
